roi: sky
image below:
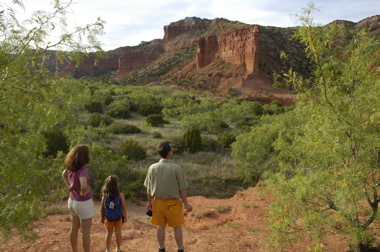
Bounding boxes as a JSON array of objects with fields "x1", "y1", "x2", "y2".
[{"x1": 11, "y1": 0, "x2": 380, "y2": 51}]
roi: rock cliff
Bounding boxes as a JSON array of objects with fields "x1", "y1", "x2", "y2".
[
  {"x1": 196, "y1": 25, "x2": 260, "y2": 75},
  {"x1": 115, "y1": 43, "x2": 164, "y2": 79},
  {"x1": 164, "y1": 17, "x2": 211, "y2": 41},
  {"x1": 59, "y1": 15, "x2": 379, "y2": 104},
  {"x1": 61, "y1": 53, "x2": 119, "y2": 78}
]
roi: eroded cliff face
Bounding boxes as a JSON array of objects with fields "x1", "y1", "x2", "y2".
[
  {"x1": 115, "y1": 43, "x2": 164, "y2": 79},
  {"x1": 61, "y1": 54, "x2": 119, "y2": 78},
  {"x1": 196, "y1": 25, "x2": 260, "y2": 75}
]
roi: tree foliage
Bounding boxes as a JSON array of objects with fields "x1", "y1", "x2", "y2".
[
  {"x1": 0, "y1": 0, "x2": 105, "y2": 241},
  {"x1": 259, "y1": 4, "x2": 380, "y2": 250}
]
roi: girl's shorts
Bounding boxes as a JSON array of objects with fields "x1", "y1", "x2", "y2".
[
  {"x1": 151, "y1": 198, "x2": 184, "y2": 228},
  {"x1": 104, "y1": 218, "x2": 124, "y2": 228},
  {"x1": 68, "y1": 198, "x2": 96, "y2": 220}
]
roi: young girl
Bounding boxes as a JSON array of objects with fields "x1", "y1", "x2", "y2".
[
  {"x1": 101, "y1": 175, "x2": 128, "y2": 252},
  {"x1": 62, "y1": 144, "x2": 95, "y2": 252}
]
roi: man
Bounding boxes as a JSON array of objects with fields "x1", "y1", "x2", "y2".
[{"x1": 144, "y1": 141, "x2": 193, "y2": 252}]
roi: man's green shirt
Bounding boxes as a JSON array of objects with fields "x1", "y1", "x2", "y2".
[{"x1": 144, "y1": 159, "x2": 188, "y2": 199}]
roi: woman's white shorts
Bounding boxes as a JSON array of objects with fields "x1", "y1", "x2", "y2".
[{"x1": 68, "y1": 198, "x2": 95, "y2": 219}]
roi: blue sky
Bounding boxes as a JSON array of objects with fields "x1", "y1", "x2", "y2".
[{"x1": 14, "y1": 0, "x2": 380, "y2": 51}]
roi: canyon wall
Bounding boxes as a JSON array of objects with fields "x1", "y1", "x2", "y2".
[
  {"x1": 115, "y1": 44, "x2": 164, "y2": 78},
  {"x1": 61, "y1": 55, "x2": 119, "y2": 77},
  {"x1": 196, "y1": 25, "x2": 260, "y2": 75}
]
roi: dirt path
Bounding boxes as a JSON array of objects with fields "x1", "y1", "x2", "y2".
[{"x1": 0, "y1": 187, "x2": 348, "y2": 252}]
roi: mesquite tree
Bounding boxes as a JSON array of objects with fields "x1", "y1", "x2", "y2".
[
  {"x1": 0, "y1": 0, "x2": 105, "y2": 241},
  {"x1": 264, "y1": 4, "x2": 380, "y2": 251}
]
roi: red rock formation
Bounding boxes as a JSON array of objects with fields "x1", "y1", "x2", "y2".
[
  {"x1": 196, "y1": 25, "x2": 260, "y2": 75},
  {"x1": 60, "y1": 54, "x2": 119, "y2": 77},
  {"x1": 115, "y1": 44, "x2": 164, "y2": 78},
  {"x1": 164, "y1": 17, "x2": 210, "y2": 41}
]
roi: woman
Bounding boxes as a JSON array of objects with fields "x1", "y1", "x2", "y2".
[{"x1": 62, "y1": 144, "x2": 95, "y2": 252}]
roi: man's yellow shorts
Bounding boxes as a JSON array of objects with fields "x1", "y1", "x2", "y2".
[{"x1": 151, "y1": 198, "x2": 184, "y2": 228}]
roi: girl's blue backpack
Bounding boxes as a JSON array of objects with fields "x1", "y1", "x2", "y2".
[{"x1": 104, "y1": 196, "x2": 122, "y2": 222}]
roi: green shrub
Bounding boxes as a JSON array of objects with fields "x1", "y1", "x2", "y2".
[
  {"x1": 181, "y1": 112, "x2": 226, "y2": 133},
  {"x1": 146, "y1": 114, "x2": 166, "y2": 127},
  {"x1": 235, "y1": 117, "x2": 260, "y2": 128},
  {"x1": 88, "y1": 113, "x2": 114, "y2": 127},
  {"x1": 215, "y1": 205, "x2": 232, "y2": 213},
  {"x1": 250, "y1": 102, "x2": 264, "y2": 116},
  {"x1": 122, "y1": 180, "x2": 143, "y2": 203},
  {"x1": 220, "y1": 121, "x2": 229, "y2": 129},
  {"x1": 106, "y1": 104, "x2": 132, "y2": 119},
  {"x1": 138, "y1": 102, "x2": 163, "y2": 116},
  {"x1": 84, "y1": 101, "x2": 103, "y2": 113},
  {"x1": 107, "y1": 124, "x2": 142, "y2": 134},
  {"x1": 43, "y1": 128, "x2": 69, "y2": 157},
  {"x1": 263, "y1": 101, "x2": 285, "y2": 115},
  {"x1": 201, "y1": 136, "x2": 220, "y2": 152},
  {"x1": 168, "y1": 136, "x2": 186, "y2": 155},
  {"x1": 152, "y1": 132, "x2": 163, "y2": 139},
  {"x1": 118, "y1": 139, "x2": 147, "y2": 161},
  {"x1": 217, "y1": 131, "x2": 237, "y2": 148},
  {"x1": 103, "y1": 95, "x2": 114, "y2": 105},
  {"x1": 129, "y1": 101, "x2": 139, "y2": 112},
  {"x1": 183, "y1": 127, "x2": 202, "y2": 153}
]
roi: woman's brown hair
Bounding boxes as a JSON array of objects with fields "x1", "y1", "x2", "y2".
[
  {"x1": 64, "y1": 145, "x2": 90, "y2": 171},
  {"x1": 101, "y1": 175, "x2": 120, "y2": 198}
]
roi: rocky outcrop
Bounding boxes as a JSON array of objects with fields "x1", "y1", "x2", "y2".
[
  {"x1": 60, "y1": 54, "x2": 119, "y2": 77},
  {"x1": 57, "y1": 15, "x2": 378, "y2": 104},
  {"x1": 164, "y1": 17, "x2": 210, "y2": 41},
  {"x1": 115, "y1": 43, "x2": 164, "y2": 78},
  {"x1": 196, "y1": 25, "x2": 260, "y2": 75}
]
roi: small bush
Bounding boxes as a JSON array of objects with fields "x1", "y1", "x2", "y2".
[
  {"x1": 128, "y1": 101, "x2": 139, "y2": 112},
  {"x1": 108, "y1": 124, "x2": 142, "y2": 134},
  {"x1": 106, "y1": 104, "x2": 132, "y2": 119},
  {"x1": 220, "y1": 121, "x2": 229, "y2": 129},
  {"x1": 168, "y1": 136, "x2": 186, "y2": 155},
  {"x1": 183, "y1": 127, "x2": 202, "y2": 153},
  {"x1": 263, "y1": 101, "x2": 285, "y2": 115},
  {"x1": 217, "y1": 131, "x2": 237, "y2": 148},
  {"x1": 152, "y1": 132, "x2": 163, "y2": 139},
  {"x1": 43, "y1": 128, "x2": 69, "y2": 157},
  {"x1": 146, "y1": 114, "x2": 166, "y2": 127},
  {"x1": 84, "y1": 101, "x2": 103, "y2": 113},
  {"x1": 138, "y1": 102, "x2": 163, "y2": 116},
  {"x1": 235, "y1": 117, "x2": 260, "y2": 128},
  {"x1": 201, "y1": 136, "x2": 220, "y2": 152},
  {"x1": 122, "y1": 181, "x2": 142, "y2": 203},
  {"x1": 202, "y1": 210, "x2": 214, "y2": 217},
  {"x1": 215, "y1": 205, "x2": 232, "y2": 213},
  {"x1": 103, "y1": 95, "x2": 114, "y2": 105},
  {"x1": 250, "y1": 102, "x2": 264, "y2": 116},
  {"x1": 118, "y1": 139, "x2": 146, "y2": 161},
  {"x1": 88, "y1": 113, "x2": 114, "y2": 127}
]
